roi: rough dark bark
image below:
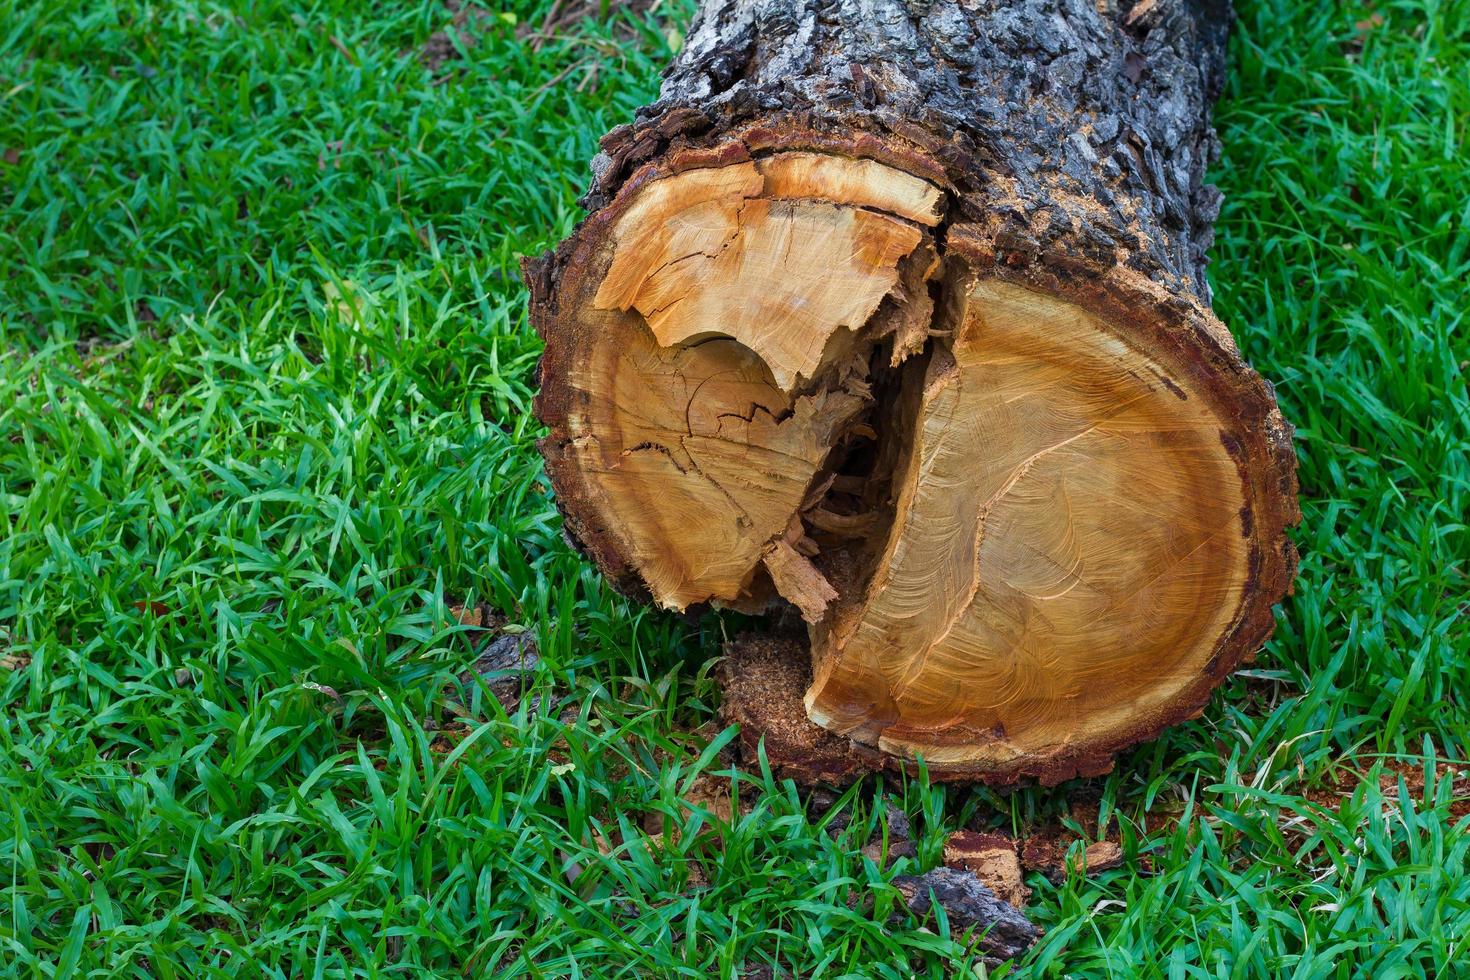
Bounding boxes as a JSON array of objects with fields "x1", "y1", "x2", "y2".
[
  {"x1": 526, "y1": 0, "x2": 1299, "y2": 785},
  {"x1": 891, "y1": 868, "x2": 1038, "y2": 964}
]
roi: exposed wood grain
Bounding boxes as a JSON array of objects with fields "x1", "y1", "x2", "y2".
[{"x1": 807, "y1": 279, "x2": 1256, "y2": 770}]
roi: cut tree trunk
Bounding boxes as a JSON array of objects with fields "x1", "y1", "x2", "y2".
[{"x1": 526, "y1": 0, "x2": 1299, "y2": 785}]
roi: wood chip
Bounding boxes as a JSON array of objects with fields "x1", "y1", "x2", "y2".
[
  {"x1": 762, "y1": 538, "x2": 838, "y2": 624},
  {"x1": 859, "y1": 836, "x2": 916, "y2": 869},
  {"x1": 1070, "y1": 839, "x2": 1124, "y2": 874},
  {"x1": 454, "y1": 631, "x2": 543, "y2": 714}
]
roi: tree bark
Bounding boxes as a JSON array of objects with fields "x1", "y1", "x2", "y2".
[{"x1": 526, "y1": 0, "x2": 1299, "y2": 785}]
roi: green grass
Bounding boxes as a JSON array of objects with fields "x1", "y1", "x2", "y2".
[{"x1": 0, "y1": 0, "x2": 1466, "y2": 975}]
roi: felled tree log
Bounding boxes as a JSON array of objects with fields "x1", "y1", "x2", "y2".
[{"x1": 526, "y1": 0, "x2": 1299, "y2": 785}]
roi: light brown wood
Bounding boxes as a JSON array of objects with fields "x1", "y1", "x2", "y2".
[
  {"x1": 551, "y1": 153, "x2": 941, "y2": 611},
  {"x1": 807, "y1": 278, "x2": 1252, "y2": 767},
  {"x1": 762, "y1": 537, "x2": 839, "y2": 624},
  {"x1": 755, "y1": 152, "x2": 944, "y2": 226},
  {"x1": 594, "y1": 160, "x2": 931, "y2": 391},
  {"x1": 553, "y1": 328, "x2": 867, "y2": 609}
]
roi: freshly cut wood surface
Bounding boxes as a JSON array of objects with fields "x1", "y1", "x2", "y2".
[
  {"x1": 808, "y1": 279, "x2": 1254, "y2": 769},
  {"x1": 547, "y1": 325, "x2": 866, "y2": 609}
]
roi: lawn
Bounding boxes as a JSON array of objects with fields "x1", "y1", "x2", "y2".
[{"x1": 1, "y1": 0, "x2": 1467, "y2": 975}]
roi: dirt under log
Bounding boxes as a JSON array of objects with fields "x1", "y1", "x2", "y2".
[{"x1": 526, "y1": 0, "x2": 1300, "y2": 785}]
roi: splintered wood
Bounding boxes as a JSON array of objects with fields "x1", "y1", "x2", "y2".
[
  {"x1": 548, "y1": 153, "x2": 942, "y2": 611},
  {"x1": 595, "y1": 156, "x2": 938, "y2": 392}
]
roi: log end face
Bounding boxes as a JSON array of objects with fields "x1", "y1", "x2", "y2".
[
  {"x1": 535, "y1": 137, "x2": 1298, "y2": 784},
  {"x1": 801, "y1": 264, "x2": 1299, "y2": 781}
]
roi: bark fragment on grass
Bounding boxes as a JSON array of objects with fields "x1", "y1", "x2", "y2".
[
  {"x1": 890, "y1": 867, "x2": 1038, "y2": 965},
  {"x1": 440, "y1": 601, "x2": 549, "y2": 716}
]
